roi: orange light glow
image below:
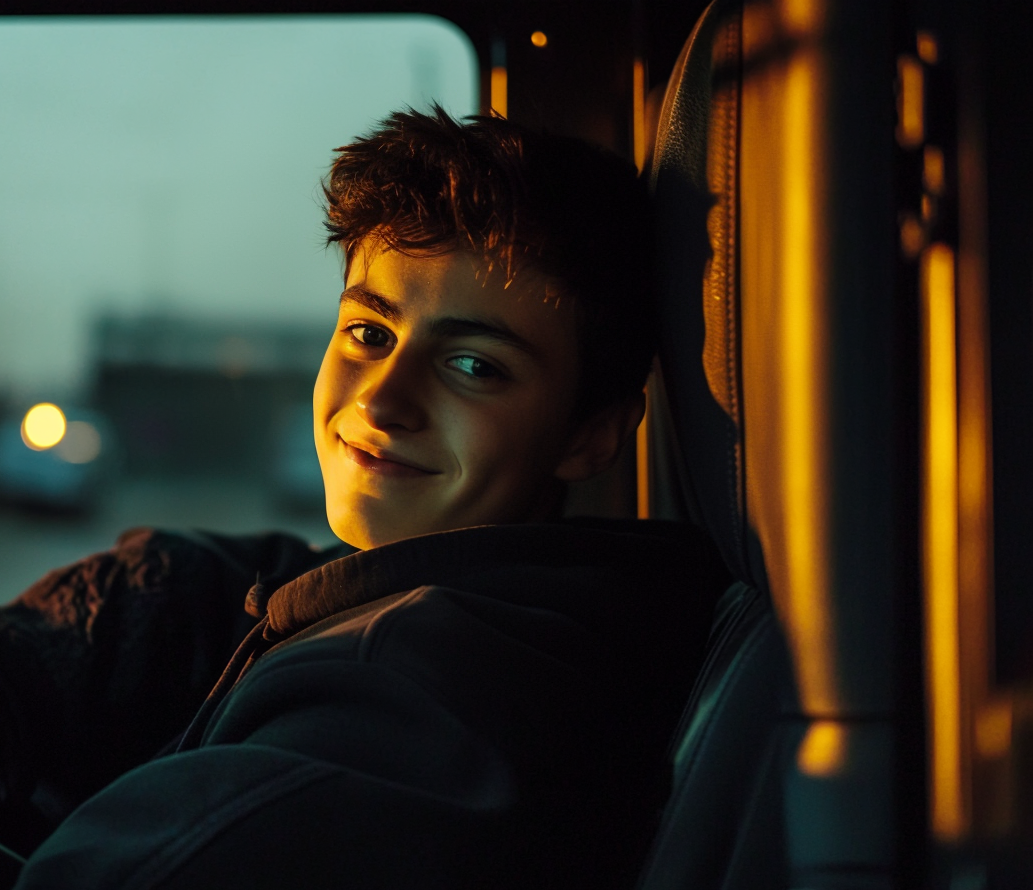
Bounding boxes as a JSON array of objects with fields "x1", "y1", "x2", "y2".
[
  {"x1": 975, "y1": 700, "x2": 1012, "y2": 760},
  {"x1": 955, "y1": 110, "x2": 1000, "y2": 829},
  {"x1": 900, "y1": 213, "x2": 925, "y2": 258},
  {"x1": 924, "y1": 145, "x2": 946, "y2": 195},
  {"x1": 740, "y1": 0, "x2": 836, "y2": 713},
  {"x1": 897, "y1": 55, "x2": 925, "y2": 149},
  {"x1": 917, "y1": 31, "x2": 939, "y2": 65},
  {"x1": 921, "y1": 242, "x2": 963, "y2": 840},
  {"x1": 530, "y1": 31, "x2": 547, "y2": 48},
  {"x1": 21, "y1": 402, "x2": 66, "y2": 450},
  {"x1": 490, "y1": 66, "x2": 508, "y2": 118},
  {"x1": 636, "y1": 391, "x2": 650, "y2": 519},
  {"x1": 632, "y1": 57, "x2": 647, "y2": 172},
  {"x1": 797, "y1": 720, "x2": 848, "y2": 777},
  {"x1": 779, "y1": 37, "x2": 836, "y2": 710},
  {"x1": 781, "y1": 0, "x2": 825, "y2": 32}
]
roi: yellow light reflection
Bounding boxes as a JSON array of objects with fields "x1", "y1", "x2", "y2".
[
  {"x1": 924, "y1": 145, "x2": 946, "y2": 195},
  {"x1": 636, "y1": 393, "x2": 650, "y2": 519},
  {"x1": 900, "y1": 212, "x2": 926, "y2": 258},
  {"x1": 530, "y1": 30, "x2": 547, "y2": 48},
  {"x1": 917, "y1": 31, "x2": 939, "y2": 65},
  {"x1": 632, "y1": 57, "x2": 647, "y2": 172},
  {"x1": 779, "y1": 31, "x2": 836, "y2": 710},
  {"x1": 897, "y1": 55, "x2": 925, "y2": 149},
  {"x1": 21, "y1": 403, "x2": 67, "y2": 450},
  {"x1": 782, "y1": 0, "x2": 824, "y2": 32},
  {"x1": 490, "y1": 66, "x2": 508, "y2": 118},
  {"x1": 954, "y1": 120, "x2": 998, "y2": 829},
  {"x1": 921, "y1": 242, "x2": 963, "y2": 839},
  {"x1": 55, "y1": 421, "x2": 102, "y2": 464},
  {"x1": 797, "y1": 720, "x2": 847, "y2": 777},
  {"x1": 975, "y1": 700, "x2": 1012, "y2": 760}
]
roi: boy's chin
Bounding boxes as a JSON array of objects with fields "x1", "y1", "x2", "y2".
[
  {"x1": 326, "y1": 484, "x2": 567, "y2": 550},
  {"x1": 327, "y1": 511, "x2": 429, "y2": 551},
  {"x1": 330, "y1": 515, "x2": 469, "y2": 551},
  {"x1": 328, "y1": 519, "x2": 381, "y2": 552}
]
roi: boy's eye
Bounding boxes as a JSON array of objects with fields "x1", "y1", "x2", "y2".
[
  {"x1": 346, "y1": 324, "x2": 392, "y2": 348},
  {"x1": 446, "y1": 355, "x2": 503, "y2": 380}
]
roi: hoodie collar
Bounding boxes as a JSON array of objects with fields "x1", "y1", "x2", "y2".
[{"x1": 253, "y1": 521, "x2": 680, "y2": 642}]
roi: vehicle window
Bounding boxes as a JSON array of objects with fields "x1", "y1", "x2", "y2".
[{"x1": 0, "y1": 15, "x2": 477, "y2": 599}]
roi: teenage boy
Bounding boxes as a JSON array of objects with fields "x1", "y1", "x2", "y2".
[{"x1": 0, "y1": 108, "x2": 727, "y2": 889}]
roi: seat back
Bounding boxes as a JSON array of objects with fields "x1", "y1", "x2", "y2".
[{"x1": 641, "y1": 0, "x2": 908, "y2": 886}]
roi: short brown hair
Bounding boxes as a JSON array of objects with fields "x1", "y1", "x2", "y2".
[{"x1": 323, "y1": 106, "x2": 655, "y2": 416}]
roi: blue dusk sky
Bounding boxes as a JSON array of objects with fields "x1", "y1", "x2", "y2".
[{"x1": 0, "y1": 15, "x2": 477, "y2": 404}]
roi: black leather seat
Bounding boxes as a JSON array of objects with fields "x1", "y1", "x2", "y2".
[{"x1": 640, "y1": 1, "x2": 903, "y2": 886}]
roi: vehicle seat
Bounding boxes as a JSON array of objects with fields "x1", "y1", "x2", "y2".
[{"x1": 640, "y1": 0, "x2": 900, "y2": 887}]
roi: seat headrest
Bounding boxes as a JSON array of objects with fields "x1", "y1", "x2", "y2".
[
  {"x1": 649, "y1": 0, "x2": 766, "y2": 590},
  {"x1": 650, "y1": 0, "x2": 901, "y2": 718}
]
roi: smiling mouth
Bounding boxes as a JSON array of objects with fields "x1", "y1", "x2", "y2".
[{"x1": 343, "y1": 441, "x2": 440, "y2": 477}]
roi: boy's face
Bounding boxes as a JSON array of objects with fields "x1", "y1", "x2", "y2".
[{"x1": 313, "y1": 242, "x2": 588, "y2": 549}]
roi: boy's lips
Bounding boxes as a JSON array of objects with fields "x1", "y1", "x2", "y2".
[{"x1": 342, "y1": 440, "x2": 440, "y2": 477}]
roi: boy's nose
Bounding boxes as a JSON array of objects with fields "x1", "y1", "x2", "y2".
[{"x1": 353, "y1": 357, "x2": 427, "y2": 433}]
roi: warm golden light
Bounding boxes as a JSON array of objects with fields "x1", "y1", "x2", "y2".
[
  {"x1": 900, "y1": 213, "x2": 925, "y2": 258},
  {"x1": 924, "y1": 145, "x2": 945, "y2": 195},
  {"x1": 632, "y1": 57, "x2": 647, "y2": 172},
  {"x1": 797, "y1": 720, "x2": 848, "y2": 777},
  {"x1": 897, "y1": 55, "x2": 925, "y2": 149},
  {"x1": 917, "y1": 31, "x2": 939, "y2": 65},
  {"x1": 918, "y1": 100, "x2": 1001, "y2": 836},
  {"x1": 55, "y1": 421, "x2": 102, "y2": 464},
  {"x1": 530, "y1": 30, "x2": 547, "y2": 48},
  {"x1": 740, "y1": 0, "x2": 836, "y2": 713},
  {"x1": 975, "y1": 700, "x2": 1012, "y2": 760},
  {"x1": 955, "y1": 111, "x2": 999, "y2": 830},
  {"x1": 781, "y1": 0, "x2": 825, "y2": 32},
  {"x1": 779, "y1": 37, "x2": 836, "y2": 710},
  {"x1": 921, "y1": 242, "x2": 963, "y2": 839},
  {"x1": 490, "y1": 66, "x2": 508, "y2": 118},
  {"x1": 21, "y1": 403, "x2": 67, "y2": 450},
  {"x1": 636, "y1": 393, "x2": 650, "y2": 519}
]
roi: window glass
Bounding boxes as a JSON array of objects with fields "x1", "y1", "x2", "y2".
[{"x1": 0, "y1": 16, "x2": 478, "y2": 597}]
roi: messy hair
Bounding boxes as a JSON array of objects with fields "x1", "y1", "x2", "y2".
[{"x1": 323, "y1": 105, "x2": 655, "y2": 416}]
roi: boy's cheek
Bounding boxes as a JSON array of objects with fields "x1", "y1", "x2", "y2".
[{"x1": 312, "y1": 351, "x2": 341, "y2": 412}]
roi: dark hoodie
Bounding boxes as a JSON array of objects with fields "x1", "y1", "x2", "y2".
[{"x1": 2, "y1": 519, "x2": 727, "y2": 889}]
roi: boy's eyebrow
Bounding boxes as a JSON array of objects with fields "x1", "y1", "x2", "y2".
[
  {"x1": 340, "y1": 286, "x2": 541, "y2": 357},
  {"x1": 429, "y1": 317, "x2": 541, "y2": 357},
  {"x1": 340, "y1": 286, "x2": 403, "y2": 323}
]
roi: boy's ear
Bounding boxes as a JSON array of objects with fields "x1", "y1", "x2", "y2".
[{"x1": 553, "y1": 391, "x2": 646, "y2": 483}]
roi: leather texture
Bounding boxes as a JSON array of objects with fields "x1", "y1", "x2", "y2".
[
  {"x1": 641, "y1": 3, "x2": 793, "y2": 887},
  {"x1": 642, "y1": 0, "x2": 901, "y2": 886},
  {"x1": 649, "y1": 0, "x2": 764, "y2": 590}
]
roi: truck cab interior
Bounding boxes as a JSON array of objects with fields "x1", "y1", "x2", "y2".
[{"x1": 3, "y1": 0, "x2": 1032, "y2": 887}]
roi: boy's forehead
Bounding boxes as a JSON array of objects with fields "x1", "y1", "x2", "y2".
[{"x1": 344, "y1": 242, "x2": 572, "y2": 326}]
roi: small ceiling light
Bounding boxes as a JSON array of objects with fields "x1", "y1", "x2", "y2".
[{"x1": 531, "y1": 31, "x2": 548, "y2": 48}]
